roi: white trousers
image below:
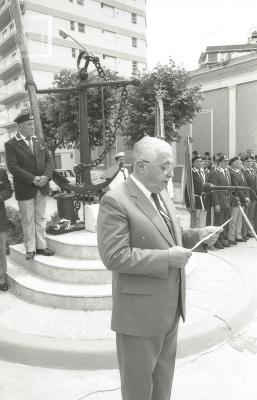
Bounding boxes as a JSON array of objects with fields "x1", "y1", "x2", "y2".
[
  {"x1": 18, "y1": 191, "x2": 47, "y2": 253},
  {"x1": 190, "y1": 209, "x2": 207, "y2": 228}
]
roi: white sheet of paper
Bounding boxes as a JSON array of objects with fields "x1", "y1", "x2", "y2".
[{"x1": 191, "y1": 218, "x2": 233, "y2": 251}]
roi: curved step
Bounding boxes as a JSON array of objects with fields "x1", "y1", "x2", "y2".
[
  {"x1": 45, "y1": 231, "x2": 99, "y2": 259},
  {"x1": 9, "y1": 245, "x2": 111, "y2": 284},
  {"x1": 7, "y1": 259, "x2": 112, "y2": 310}
]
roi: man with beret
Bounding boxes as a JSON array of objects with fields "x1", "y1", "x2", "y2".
[
  {"x1": 5, "y1": 113, "x2": 54, "y2": 260},
  {"x1": 0, "y1": 168, "x2": 12, "y2": 291},
  {"x1": 209, "y1": 154, "x2": 231, "y2": 248},
  {"x1": 241, "y1": 155, "x2": 256, "y2": 237},
  {"x1": 228, "y1": 156, "x2": 250, "y2": 243},
  {"x1": 185, "y1": 155, "x2": 207, "y2": 228}
]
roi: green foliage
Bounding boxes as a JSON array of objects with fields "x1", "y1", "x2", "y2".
[
  {"x1": 6, "y1": 206, "x2": 23, "y2": 251},
  {"x1": 121, "y1": 60, "x2": 202, "y2": 147}
]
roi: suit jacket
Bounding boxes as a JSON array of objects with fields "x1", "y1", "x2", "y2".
[
  {"x1": 241, "y1": 168, "x2": 257, "y2": 200},
  {"x1": 209, "y1": 168, "x2": 231, "y2": 208},
  {"x1": 0, "y1": 168, "x2": 12, "y2": 232},
  {"x1": 97, "y1": 177, "x2": 200, "y2": 338},
  {"x1": 5, "y1": 135, "x2": 53, "y2": 201},
  {"x1": 229, "y1": 168, "x2": 249, "y2": 205},
  {"x1": 185, "y1": 168, "x2": 207, "y2": 209}
]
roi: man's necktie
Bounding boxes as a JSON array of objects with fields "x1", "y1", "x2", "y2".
[
  {"x1": 25, "y1": 137, "x2": 33, "y2": 153},
  {"x1": 151, "y1": 193, "x2": 177, "y2": 244}
]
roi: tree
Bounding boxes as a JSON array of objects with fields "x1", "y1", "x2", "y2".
[{"x1": 121, "y1": 60, "x2": 202, "y2": 147}]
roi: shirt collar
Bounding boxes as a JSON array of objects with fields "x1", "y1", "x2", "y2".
[
  {"x1": 16, "y1": 132, "x2": 37, "y2": 141},
  {"x1": 130, "y1": 174, "x2": 152, "y2": 200}
]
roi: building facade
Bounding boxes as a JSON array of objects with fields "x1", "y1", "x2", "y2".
[
  {"x1": 176, "y1": 33, "x2": 257, "y2": 164},
  {"x1": 0, "y1": 0, "x2": 147, "y2": 166}
]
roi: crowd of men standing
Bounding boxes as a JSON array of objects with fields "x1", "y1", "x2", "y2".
[{"x1": 185, "y1": 150, "x2": 257, "y2": 249}]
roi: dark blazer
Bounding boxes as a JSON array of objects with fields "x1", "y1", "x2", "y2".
[
  {"x1": 97, "y1": 177, "x2": 200, "y2": 337},
  {"x1": 241, "y1": 168, "x2": 257, "y2": 200},
  {"x1": 229, "y1": 168, "x2": 249, "y2": 204},
  {"x1": 185, "y1": 169, "x2": 207, "y2": 209},
  {"x1": 5, "y1": 135, "x2": 53, "y2": 201},
  {"x1": 0, "y1": 168, "x2": 12, "y2": 232},
  {"x1": 209, "y1": 168, "x2": 231, "y2": 208}
]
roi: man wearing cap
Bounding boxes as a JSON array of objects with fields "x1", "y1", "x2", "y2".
[
  {"x1": 4, "y1": 113, "x2": 54, "y2": 260},
  {"x1": 228, "y1": 156, "x2": 250, "y2": 243},
  {"x1": 102, "y1": 151, "x2": 129, "y2": 191},
  {"x1": 185, "y1": 155, "x2": 207, "y2": 228},
  {"x1": 241, "y1": 155, "x2": 256, "y2": 238},
  {"x1": 209, "y1": 154, "x2": 231, "y2": 248}
]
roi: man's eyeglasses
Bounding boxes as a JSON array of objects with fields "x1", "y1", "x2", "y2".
[{"x1": 140, "y1": 160, "x2": 174, "y2": 174}]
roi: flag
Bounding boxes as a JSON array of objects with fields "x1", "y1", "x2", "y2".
[{"x1": 184, "y1": 136, "x2": 196, "y2": 217}]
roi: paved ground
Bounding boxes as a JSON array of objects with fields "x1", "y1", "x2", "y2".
[{"x1": 1, "y1": 195, "x2": 257, "y2": 399}]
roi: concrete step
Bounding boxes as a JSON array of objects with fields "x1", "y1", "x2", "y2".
[
  {"x1": 10, "y1": 245, "x2": 112, "y2": 284},
  {"x1": 7, "y1": 259, "x2": 112, "y2": 310},
  {"x1": 45, "y1": 231, "x2": 99, "y2": 259}
]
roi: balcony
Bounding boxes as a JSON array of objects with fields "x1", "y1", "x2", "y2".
[
  {"x1": 0, "y1": 19, "x2": 16, "y2": 55},
  {"x1": 0, "y1": 0, "x2": 11, "y2": 31},
  {"x1": 0, "y1": 49, "x2": 22, "y2": 80},
  {"x1": 0, "y1": 78, "x2": 26, "y2": 105}
]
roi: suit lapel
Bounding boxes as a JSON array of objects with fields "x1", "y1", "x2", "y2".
[
  {"x1": 125, "y1": 178, "x2": 174, "y2": 246},
  {"x1": 15, "y1": 137, "x2": 34, "y2": 156}
]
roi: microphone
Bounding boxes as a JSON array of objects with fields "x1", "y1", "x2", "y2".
[
  {"x1": 202, "y1": 183, "x2": 257, "y2": 200},
  {"x1": 202, "y1": 183, "x2": 248, "y2": 192}
]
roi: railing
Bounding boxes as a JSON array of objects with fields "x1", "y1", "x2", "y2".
[
  {"x1": 0, "y1": 49, "x2": 20, "y2": 71},
  {"x1": 0, "y1": 19, "x2": 15, "y2": 41}
]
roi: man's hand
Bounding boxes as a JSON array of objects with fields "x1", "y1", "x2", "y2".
[
  {"x1": 214, "y1": 205, "x2": 221, "y2": 213},
  {"x1": 169, "y1": 246, "x2": 192, "y2": 269},
  {"x1": 244, "y1": 197, "x2": 250, "y2": 207},
  {"x1": 33, "y1": 176, "x2": 42, "y2": 186},
  {"x1": 35, "y1": 175, "x2": 49, "y2": 187},
  {"x1": 199, "y1": 226, "x2": 222, "y2": 247}
]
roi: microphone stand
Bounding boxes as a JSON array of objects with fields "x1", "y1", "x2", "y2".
[{"x1": 202, "y1": 184, "x2": 257, "y2": 242}]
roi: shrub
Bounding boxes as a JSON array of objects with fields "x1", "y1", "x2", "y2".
[{"x1": 6, "y1": 206, "x2": 23, "y2": 252}]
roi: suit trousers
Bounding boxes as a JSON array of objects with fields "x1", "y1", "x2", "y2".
[
  {"x1": 18, "y1": 190, "x2": 47, "y2": 252},
  {"x1": 0, "y1": 232, "x2": 7, "y2": 284},
  {"x1": 245, "y1": 200, "x2": 256, "y2": 234},
  {"x1": 214, "y1": 207, "x2": 230, "y2": 241},
  {"x1": 116, "y1": 311, "x2": 180, "y2": 400},
  {"x1": 228, "y1": 206, "x2": 243, "y2": 241},
  {"x1": 190, "y1": 209, "x2": 207, "y2": 228}
]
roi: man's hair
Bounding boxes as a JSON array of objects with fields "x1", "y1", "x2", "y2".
[{"x1": 132, "y1": 136, "x2": 173, "y2": 167}]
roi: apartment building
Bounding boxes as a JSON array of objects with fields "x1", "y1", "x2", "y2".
[{"x1": 0, "y1": 0, "x2": 147, "y2": 165}]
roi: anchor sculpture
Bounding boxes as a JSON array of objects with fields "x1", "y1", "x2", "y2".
[{"x1": 11, "y1": 0, "x2": 139, "y2": 217}]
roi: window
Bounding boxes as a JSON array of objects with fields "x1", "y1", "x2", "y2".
[
  {"x1": 132, "y1": 37, "x2": 137, "y2": 48},
  {"x1": 78, "y1": 23, "x2": 85, "y2": 33},
  {"x1": 131, "y1": 13, "x2": 137, "y2": 24},
  {"x1": 101, "y1": 3, "x2": 115, "y2": 17},
  {"x1": 70, "y1": 21, "x2": 75, "y2": 31},
  {"x1": 77, "y1": 0, "x2": 84, "y2": 5},
  {"x1": 132, "y1": 60, "x2": 138, "y2": 75},
  {"x1": 72, "y1": 48, "x2": 76, "y2": 58},
  {"x1": 69, "y1": 0, "x2": 73, "y2": 2}
]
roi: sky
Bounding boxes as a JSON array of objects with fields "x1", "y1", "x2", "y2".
[{"x1": 146, "y1": 0, "x2": 257, "y2": 71}]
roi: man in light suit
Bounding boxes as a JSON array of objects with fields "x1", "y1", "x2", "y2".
[
  {"x1": 5, "y1": 113, "x2": 54, "y2": 260},
  {"x1": 97, "y1": 136, "x2": 219, "y2": 400}
]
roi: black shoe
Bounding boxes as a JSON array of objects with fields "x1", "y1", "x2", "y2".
[
  {"x1": 0, "y1": 282, "x2": 8, "y2": 291},
  {"x1": 214, "y1": 241, "x2": 224, "y2": 249},
  {"x1": 25, "y1": 251, "x2": 35, "y2": 260},
  {"x1": 229, "y1": 240, "x2": 237, "y2": 245},
  {"x1": 221, "y1": 240, "x2": 230, "y2": 247},
  {"x1": 36, "y1": 248, "x2": 55, "y2": 256},
  {"x1": 242, "y1": 236, "x2": 249, "y2": 241},
  {"x1": 236, "y1": 238, "x2": 247, "y2": 242},
  {"x1": 246, "y1": 233, "x2": 255, "y2": 238}
]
